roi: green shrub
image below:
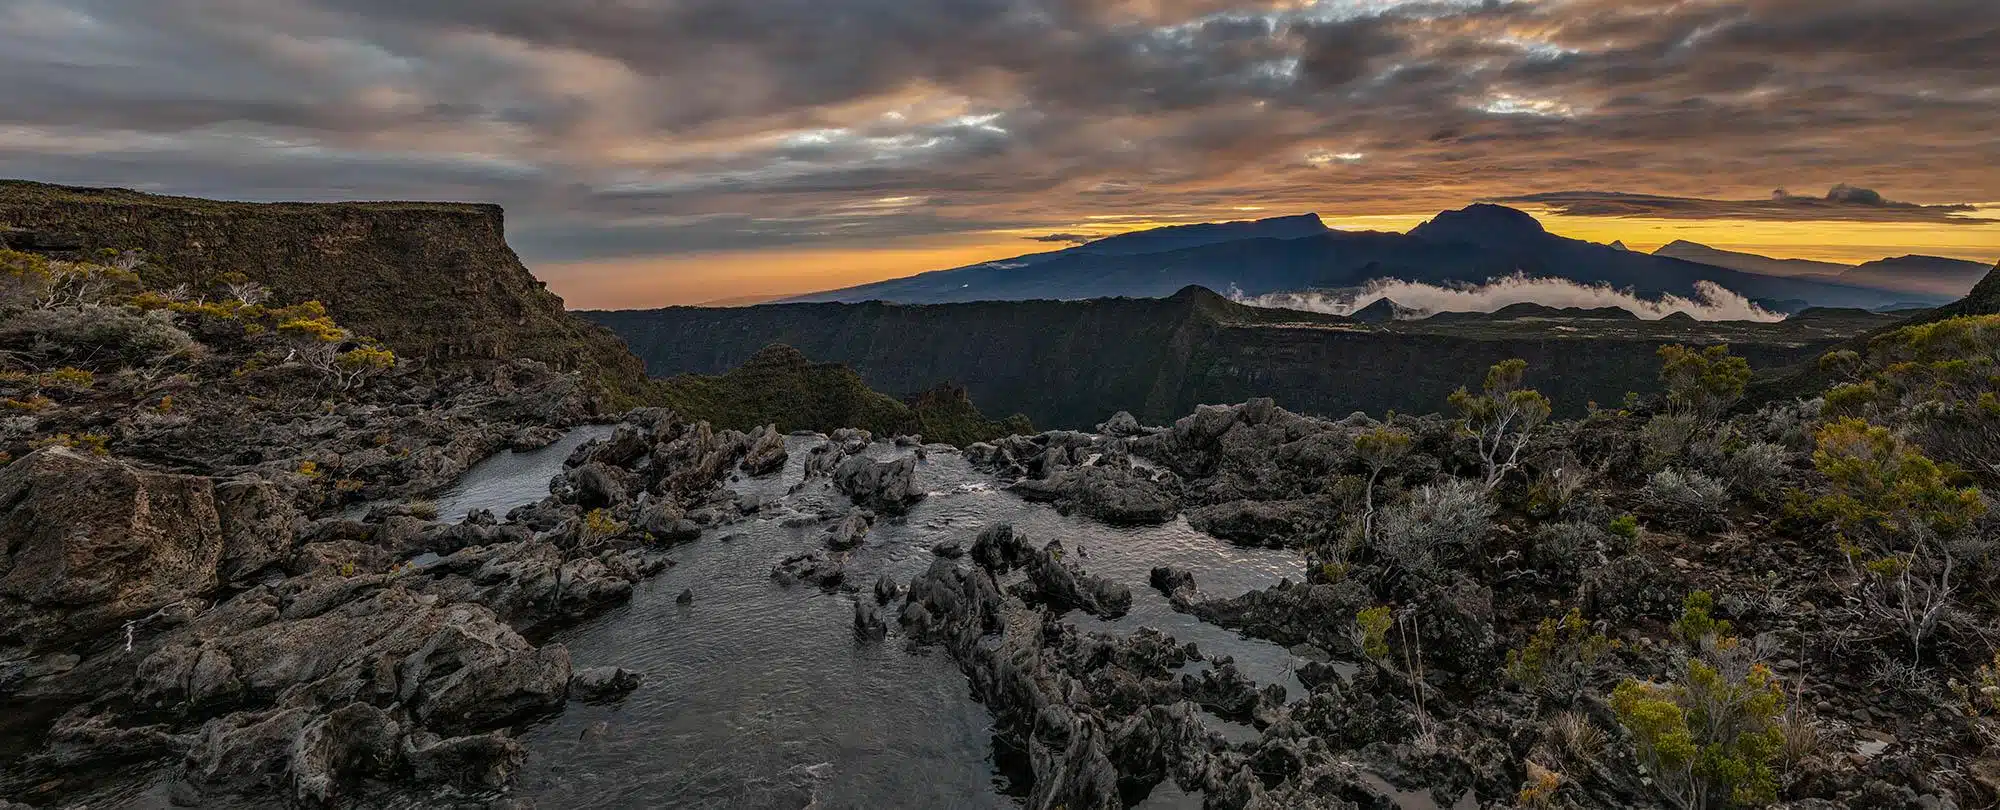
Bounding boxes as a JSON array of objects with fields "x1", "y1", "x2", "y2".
[
  {"x1": 1672, "y1": 591, "x2": 1731, "y2": 647},
  {"x1": 1612, "y1": 640, "x2": 1785, "y2": 809},
  {"x1": 579, "y1": 508, "x2": 627, "y2": 548},
  {"x1": 1355, "y1": 606, "x2": 1394, "y2": 660},
  {"x1": 1810, "y1": 417, "x2": 1983, "y2": 544},
  {"x1": 1505, "y1": 608, "x2": 1613, "y2": 703},
  {"x1": 1354, "y1": 424, "x2": 1413, "y2": 541},
  {"x1": 1642, "y1": 468, "x2": 1732, "y2": 533},
  {"x1": 0, "y1": 305, "x2": 198, "y2": 367},
  {"x1": 1373, "y1": 477, "x2": 1494, "y2": 582},
  {"x1": 1658, "y1": 344, "x2": 1752, "y2": 421},
  {"x1": 1449, "y1": 359, "x2": 1552, "y2": 490}
]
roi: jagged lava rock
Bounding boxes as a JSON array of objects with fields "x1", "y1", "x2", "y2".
[{"x1": 0, "y1": 447, "x2": 224, "y2": 651}]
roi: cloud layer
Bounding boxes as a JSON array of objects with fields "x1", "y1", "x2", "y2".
[
  {"x1": 1498, "y1": 187, "x2": 1984, "y2": 224},
  {"x1": 1236, "y1": 275, "x2": 1786, "y2": 322},
  {"x1": 0, "y1": 0, "x2": 1994, "y2": 271}
]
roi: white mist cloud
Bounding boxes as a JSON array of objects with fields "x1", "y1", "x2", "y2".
[{"x1": 1232, "y1": 274, "x2": 1785, "y2": 322}]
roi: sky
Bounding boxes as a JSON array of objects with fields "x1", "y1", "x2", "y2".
[{"x1": 1, "y1": 0, "x2": 1997, "y2": 308}]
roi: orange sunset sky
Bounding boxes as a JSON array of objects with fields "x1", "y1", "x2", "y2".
[
  {"x1": 536, "y1": 206, "x2": 2000, "y2": 308},
  {"x1": 2, "y1": 0, "x2": 1996, "y2": 309}
]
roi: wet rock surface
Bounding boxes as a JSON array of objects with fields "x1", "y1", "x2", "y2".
[
  {"x1": 0, "y1": 410, "x2": 748, "y2": 807},
  {"x1": 832, "y1": 452, "x2": 925, "y2": 513},
  {"x1": 10, "y1": 359, "x2": 1994, "y2": 810}
]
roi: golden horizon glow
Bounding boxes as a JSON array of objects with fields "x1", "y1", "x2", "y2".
[{"x1": 538, "y1": 207, "x2": 2000, "y2": 309}]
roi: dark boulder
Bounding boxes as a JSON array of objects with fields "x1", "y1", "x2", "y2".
[
  {"x1": 832, "y1": 454, "x2": 925, "y2": 513},
  {"x1": 0, "y1": 447, "x2": 225, "y2": 652},
  {"x1": 771, "y1": 551, "x2": 846, "y2": 590},
  {"x1": 741, "y1": 424, "x2": 788, "y2": 476},
  {"x1": 212, "y1": 475, "x2": 304, "y2": 585},
  {"x1": 569, "y1": 666, "x2": 643, "y2": 703}
]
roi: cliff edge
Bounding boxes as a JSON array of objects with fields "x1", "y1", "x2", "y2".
[{"x1": 0, "y1": 180, "x2": 650, "y2": 402}]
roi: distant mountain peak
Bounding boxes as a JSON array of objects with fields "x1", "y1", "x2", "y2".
[
  {"x1": 1350, "y1": 297, "x2": 1409, "y2": 324},
  {"x1": 1867, "y1": 254, "x2": 1970, "y2": 266},
  {"x1": 1260, "y1": 212, "x2": 1325, "y2": 227},
  {"x1": 1166, "y1": 284, "x2": 1233, "y2": 304},
  {"x1": 1409, "y1": 203, "x2": 1547, "y2": 245},
  {"x1": 1075, "y1": 213, "x2": 1328, "y2": 255}
]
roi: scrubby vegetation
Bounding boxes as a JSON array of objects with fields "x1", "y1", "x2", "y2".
[
  {"x1": 651, "y1": 344, "x2": 1028, "y2": 445},
  {"x1": 0, "y1": 245, "x2": 539, "y2": 509},
  {"x1": 1132, "y1": 324, "x2": 2000, "y2": 807}
]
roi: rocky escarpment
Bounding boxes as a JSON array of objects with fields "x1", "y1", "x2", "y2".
[
  {"x1": 0, "y1": 180, "x2": 651, "y2": 402},
  {"x1": 0, "y1": 409, "x2": 757, "y2": 807},
  {"x1": 587, "y1": 287, "x2": 1901, "y2": 428}
]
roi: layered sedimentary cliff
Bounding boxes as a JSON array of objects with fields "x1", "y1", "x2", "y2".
[{"x1": 0, "y1": 180, "x2": 650, "y2": 401}]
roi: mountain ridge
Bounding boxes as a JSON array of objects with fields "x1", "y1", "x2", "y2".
[
  {"x1": 1654, "y1": 239, "x2": 1990, "y2": 296},
  {"x1": 787, "y1": 205, "x2": 1950, "y2": 311}
]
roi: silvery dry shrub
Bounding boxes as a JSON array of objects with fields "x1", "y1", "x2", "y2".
[
  {"x1": 1374, "y1": 477, "x2": 1494, "y2": 581},
  {"x1": 1533, "y1": 520, "x2": 1611, "y2": 580},
  {"x1": 1641, "y1": 468, "x2": 1731, "y2": 533},
  {"x1": 0, "y1": 304, "x2": 197, "y2": 368},
  {"x1": 1724, "y1": 441, "x2": 1791, "y2": 499},
  {"x1": 1641, "y1": 412, "x2": 1725, "y2": 470}
]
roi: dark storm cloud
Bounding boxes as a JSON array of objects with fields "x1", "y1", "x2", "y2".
[
  {"x1": 1496, "y1": 187, "x2": 1987, "y2": 224},
  {"x1": 1025, "y1": 233, "x2": 1097, "y2": 245},
  {"x1": 0, "y1": 0, "x2": 1995, "y2": 263}
]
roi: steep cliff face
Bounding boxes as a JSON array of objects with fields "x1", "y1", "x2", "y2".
[
  {"x1": 588, "y1": 288, "x2": 1898, "y2": 428},
  {"x1": 0, "y1": 180, "x2": 650, "y2": 401}
]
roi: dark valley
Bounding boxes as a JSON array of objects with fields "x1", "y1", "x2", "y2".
[{"x1": 588, "y1": 287, "x2": 1905, "y2": 429}]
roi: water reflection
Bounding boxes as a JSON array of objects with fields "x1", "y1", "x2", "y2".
[{"x1": 508, "y1": 437, "x2": 1311, "y2": 808}]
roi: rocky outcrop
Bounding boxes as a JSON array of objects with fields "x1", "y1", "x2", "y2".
[
  {"x1": 0, "y1": 180, "x2": 652, "y2": 402},
  {"x1": 213, "y1": 475, "x2": 305, "y2": 585},
  {"x1": 826, "y1": 509, "x2": 873, "y2": 551},
  {"x1": 897, "y1": 531, "x2": 1262, "y2": 808},
  {"x1": 1163, "y1": 573, "x2": 1373, "y2": 658},
  {"x1": 0, "y1": 447, "x2": 224, "y2": 652},
  {"x1": 1009, "y1": 462, "x2": 1179, "y2": 525},
  {"x1": 741, "y1": 424, "x2": 789, "y2": 476},
  {"x1": 0, "y1": 408, "x2": 742, "y2": 807},
  {"x1": 970, "y1": 527, "x2": 1133, "y2": 619},
  {"x1": 570, "y1": 666, "x2": 643, "y2": 703},
  {"x1": 991, "y1": 436, "x2": 1181, "y2": 525},
  {"x1": 1186, "y1": 499, "x2": 1318, "y2": 548},
  {"x1": 772, "y1": 551, "x2": 848, "y2": 591},
  {"x1": 832, "y1": 453, "x2": 924, "y2": 513}
]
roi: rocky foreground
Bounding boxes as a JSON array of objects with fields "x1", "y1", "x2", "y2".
[
  {"x1": 876, "y1": 329, "x2": 1998, "y2": 809},
  {"x1": 3, "y1": 222, "x2": 1996, "y2": 809},
  {"x1": 0, "y1": 245, "x2": 809, "y2": 806},
  {"x1": 0, "y1": 407, "x2": 797, "y2": 807}
]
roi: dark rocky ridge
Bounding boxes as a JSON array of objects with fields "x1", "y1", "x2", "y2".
[
  {"x1": 587, "y1": 287, "x2": 1904, "y2": 429},
  {"x1": 0, "y1": 180, "x2": 652, "y2": 403}
]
